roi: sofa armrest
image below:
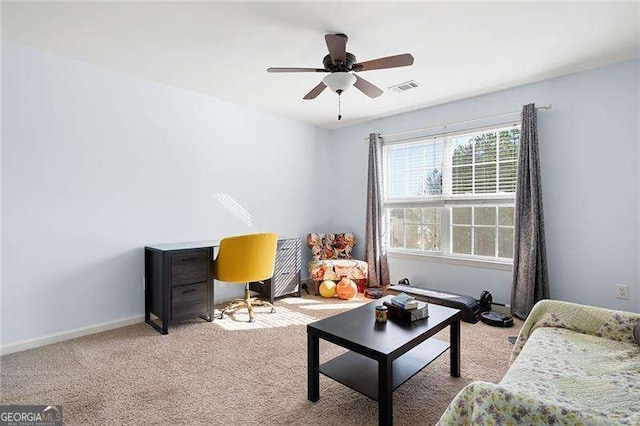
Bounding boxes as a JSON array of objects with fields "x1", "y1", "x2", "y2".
[
  {"x1": 511, "y1": 299, "x2": 640, "y2": 363},
  {"x1": 437, "y1": 381, "x2": 605, "y2": 426}
]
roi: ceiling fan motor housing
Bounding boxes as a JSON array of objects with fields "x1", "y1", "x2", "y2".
[{"x1": 323, "y1": 53, "x2": 357, "y2": 72}]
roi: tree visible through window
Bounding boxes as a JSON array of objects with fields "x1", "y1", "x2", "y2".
[
  {"x1": 418, "y1": 168, "x2": 443, "y2": 196},
  {"x1": 384, "y1": 125, "x2": 520, "y2": 261}
]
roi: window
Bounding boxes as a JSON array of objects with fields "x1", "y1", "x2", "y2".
[
  {"x1": 383, "y1": 125, "x2": 520, "y2": 263},
  {"x1": 450, "y1": 206, "x2": 515, "y2": 259},
  {"x1": 389, "y1": 207, "x2": 441, "y2": 251}
]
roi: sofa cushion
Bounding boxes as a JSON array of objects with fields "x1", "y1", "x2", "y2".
[
  {"x1": 309, "y1": 259, "x2": 367, "y2": 281},
  {"x1": 501, "y1": 326, "x2": 640, "y2": 423},
  {"x1": 437, "y1": 381, "x2": 603, "y2": 426},
  {"x1": 321, "y1": 233, "x2": 339, "y2": 260},
  {"x1": 325, "y1": 233, "x2": 356, "y2": 259},
  {"x1": 511, "y1": 299, "x2": 640, "y2": 363},
  {"x1": 306, "y1": 232, "x2": 356, "y2": 261}
]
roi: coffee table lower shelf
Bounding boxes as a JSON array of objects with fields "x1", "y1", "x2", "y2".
[{"x1": 319, "y1": 338, "x2": 449, "y2": 401}]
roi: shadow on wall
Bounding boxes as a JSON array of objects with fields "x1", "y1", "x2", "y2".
[{"x1": 211, "y1": 192, "x2": 264, "y2": 303}]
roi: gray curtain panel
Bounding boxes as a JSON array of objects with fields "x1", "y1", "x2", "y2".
[
  {"x1": 511, "y1": 103, "x2": 550, "y2": 319},
  {"x1": 365, "y1": 133, "x2": 390, "y2": 288}
]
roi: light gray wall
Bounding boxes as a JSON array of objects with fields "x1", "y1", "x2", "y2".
[
  {"x1": 1, "y1": 41, "x2": 330, "y2": 345},
  {"x1": 329, "y1": 59, "x2": 640, "y2": 312},
  {"x1": 2, "y1": 41, "x2": 638, "y2": 347}
]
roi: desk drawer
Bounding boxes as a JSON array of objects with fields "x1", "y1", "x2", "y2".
[
  {"x1": 172, "y1": 282, "x2": 209, "y2": 320},
  {"x1": 171, "y1": 251, "x2": 209, "y2": 286}
]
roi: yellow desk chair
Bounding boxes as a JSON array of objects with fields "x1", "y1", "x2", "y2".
[{"x1": 214, "y1": 233, "x2": 278, "y2": 322}]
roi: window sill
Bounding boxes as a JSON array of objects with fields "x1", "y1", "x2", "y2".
[{"x1": 387, "y1": 250, "x2": 513, "y2": 271}]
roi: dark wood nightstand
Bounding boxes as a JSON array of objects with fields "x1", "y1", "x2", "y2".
[{"x1": 145, "y1": 242, "x2": 216, "y2": 334}]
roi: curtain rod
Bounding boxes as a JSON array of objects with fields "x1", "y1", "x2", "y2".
[{"x1": 364, "y1": 103, "x2": 552, "y2": 141}]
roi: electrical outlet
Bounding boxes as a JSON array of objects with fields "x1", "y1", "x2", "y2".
[{"x1": 616, "y1": 284, "x2": 629, "y2": 300}]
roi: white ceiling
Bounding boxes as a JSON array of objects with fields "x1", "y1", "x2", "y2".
[{"x1": 2, "y1": 2, "x2": 639, "y2": 129}]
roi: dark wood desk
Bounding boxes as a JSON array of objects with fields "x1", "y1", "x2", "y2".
[
  {"x1": 145, "y1": 237, "x2": 301, "y2": 334},
  {"x1": 307, "y1": 296, "x2": 461, "y2": 426}
]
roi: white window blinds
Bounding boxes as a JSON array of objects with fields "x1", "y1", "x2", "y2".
[{"x1": 384, "y1": 125, "x2": 520, "y2": 203}]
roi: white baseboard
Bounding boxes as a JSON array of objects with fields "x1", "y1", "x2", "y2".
[
  {"x1": 0, "y1": 315, "x2": 145, "y2": 356},
  {"x1": 2, "y1": 277, "x2": 315, "y2": 356}
]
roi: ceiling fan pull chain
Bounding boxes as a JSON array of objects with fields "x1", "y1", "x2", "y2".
[{"x1": 338, "y1": 92, "x2": 342, "y2": 120}]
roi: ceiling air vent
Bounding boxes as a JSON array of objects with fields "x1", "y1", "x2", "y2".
[{"x1": 388, "y1": 80, "x2": 420, "y2": 93}]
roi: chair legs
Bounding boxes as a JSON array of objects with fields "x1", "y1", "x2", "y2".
[{"x1": 219, "y1": 283, "x2": 276, "y2": 322}]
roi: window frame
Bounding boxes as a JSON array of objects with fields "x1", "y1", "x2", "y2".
[{"x1": 382, "y1": 122, "x2": 520, "y2": 269}]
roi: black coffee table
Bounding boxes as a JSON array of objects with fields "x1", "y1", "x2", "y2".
[{"x1": 307, "y1": 296, "x2": 461, "y2": 426}]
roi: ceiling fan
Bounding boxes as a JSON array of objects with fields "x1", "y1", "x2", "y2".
[{"x1": 267, "y1": 34, "x2": 414, "y2": 120}]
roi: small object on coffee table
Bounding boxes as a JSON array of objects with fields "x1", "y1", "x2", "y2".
[
  {"x1": 390, "y1": 292, "x2": 418, "y2": 310},
  {"x1": 384, "y1": 300, "x2": 429, "y2": 322},
  {"x1": 375, "y1": 305, "x2": 388, "y2": 323}
]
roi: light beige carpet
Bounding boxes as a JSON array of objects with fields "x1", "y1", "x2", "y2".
[{"x1": 1, "y1": 294, "x2": 521, "y2": 425}]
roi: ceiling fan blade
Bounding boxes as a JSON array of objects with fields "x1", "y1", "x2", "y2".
[
  {"x1": 267, "y1": 67, "x2": 327, "y2": 73},
  {"x1": 303, "y1": 82, "x2": 327, "y2": 100},
  {"x1": 353, "y1": 54, "x2": 414, "y2": 72},
  {"x1": 354, "y1": 75, "x2": 383, "y2": 98},
  {"x1": 325, "y1": 34, "x2": 347, "y2": 64}
]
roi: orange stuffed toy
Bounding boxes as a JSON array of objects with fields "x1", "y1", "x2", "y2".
[{"x1": 336, "y1": 277, "x2": 358, "y2": 300}]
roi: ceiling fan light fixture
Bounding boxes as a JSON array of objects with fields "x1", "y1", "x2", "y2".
[{"x1": 323, "y1": 72, "x2": 357, "y2": 94}]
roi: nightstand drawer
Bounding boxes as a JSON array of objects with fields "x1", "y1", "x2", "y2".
[
  {"x1": 172, "y1": 282, "x2": 209, "y2": 320},
  {"x1": 171, "y1": 251, "x2": 209, "y2": 286}
]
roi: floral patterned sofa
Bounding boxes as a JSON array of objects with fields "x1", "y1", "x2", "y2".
[
  {"x1": 306, "y1": 233, "x2": 367, "y2": 294},
  {"x1": 438, "y1": 300, "x2": 640, "y2": 425}
]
